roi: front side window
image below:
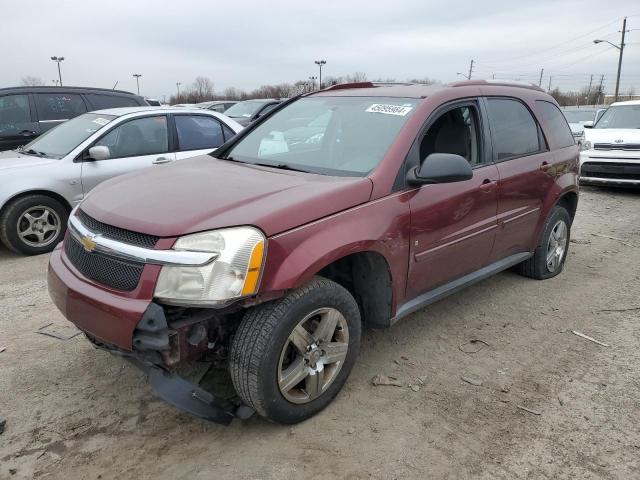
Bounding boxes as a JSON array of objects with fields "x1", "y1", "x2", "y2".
[
  {"x1": 175, "y1": 115, "x2": 224, "y2": 150},
  {"x1": 536, "y1": 101, "x2": 575, "y2": 149},
  {"x1": 21, "y1": 113, "x2": 115, "y2": 158},
  {"x1": 486, "y1": 98, "x2": 541, "y2": 160},
  {"x1": 595, "y1": 105, "x2": 640, "y2": 129},
  {"x1": 34, "y1": 93, "x2": 86, "y2": 121},
  {"x1": 94, "y1": 116, "x2": 168, "y2": 158},
  {"x1": 419, "y1": 105, "x2": 481, "y2": 166},
  {"x1": 226, "y1": 96, "x2": 419, "y2": 176},
  {"x1": 0, "y1": 94, "x2": 31, "y2": 124}
]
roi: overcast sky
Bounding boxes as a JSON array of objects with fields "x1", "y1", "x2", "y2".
[{"x1": 3, "y1": 1, "x2": 640, "y2": 100}]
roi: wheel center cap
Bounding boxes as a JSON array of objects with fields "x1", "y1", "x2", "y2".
[{"x1": 307, "y1": 348, "x2": 322, "y2": 365}]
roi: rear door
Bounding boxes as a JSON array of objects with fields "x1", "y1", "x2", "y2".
[
  {"x1": 33, "y1": 92, "x2": 87, "y2": 133},
  {"x1": 80, "y1": 114, "x2": 175, "y2": 194},
  {"x1": 406, "y1": 100, "x2": 499, "y2": 299},
  {"x1": 172, "y1": 114, "x2": 229, "y2": 161},
  {"x1": 483, "y1": 97, "x2": 555, "y2": 261},
  {"x1": 0, "y1": 93, "x2": 39, "y2": 151}
]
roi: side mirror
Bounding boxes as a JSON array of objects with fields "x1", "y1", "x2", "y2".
[
  {"x1": 583, "y1": 121, "x2": 593, "y2": 129},
  {"x1": 88, "y1": 146, "x2": 110, "y2": 161},
  {"x1": 407, "y1": 153, "x2": 473, "y2": 186}
]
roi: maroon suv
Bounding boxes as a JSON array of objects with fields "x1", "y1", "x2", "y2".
[{"x1": 48, "y1": 80, "x2": 579, "y2": 425}]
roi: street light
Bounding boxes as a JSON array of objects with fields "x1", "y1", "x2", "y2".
[
  {"x1": 176, "y1": 82, "x2": 181, "y2": 99},
  {"x1": 593, "y1": 16, "x2": 627, "y2": 102},
  {"x1": 132, "y1": 73, "x2": 142, "y2": 95},
  {"x1": 50, "y1": 56, "x2": 64, "y2": 86},
  {"x1": 314, "y1": 60, "x2": 326, "y2": 89}
]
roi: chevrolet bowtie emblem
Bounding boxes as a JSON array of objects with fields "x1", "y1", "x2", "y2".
[
  {"x1": 614, "y1": 138, "x2": 624, "y2": 143},
  {"x1": 80, "y1": 234, "x2": 97, "y2": 253}
]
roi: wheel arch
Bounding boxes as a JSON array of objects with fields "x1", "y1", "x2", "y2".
[
  {"x1": 555, "y1": 190, "x2": 578, "y2": 224},
  {"x1": 0, "y1": 189, "x2": 73, "y2": 218}
]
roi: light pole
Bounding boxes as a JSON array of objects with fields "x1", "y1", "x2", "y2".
[
  {"x1": 594, "y1": 16, "x2": 627, "y2": 102},
  {"x1": 50, "y1": 56, "x2": 64, "y2": 86},
  {"x1": 176, "y1": 82, "x2": 181, "y2": 100},
  {"x1": 308, "y1": 76, "x2": 317, "y2": 91},
  {"x1": 132, "y1": 74, "x2": 142, "y2": 95},
  {"x1": 314, "y1": 60, "x2": 326, "y2": 89}
]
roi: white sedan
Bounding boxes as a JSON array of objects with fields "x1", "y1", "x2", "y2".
[{"x1": 0, "y1": 107, "x2": 243, "y2": 254}]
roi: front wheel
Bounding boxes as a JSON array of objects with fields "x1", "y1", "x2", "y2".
[
  {"x1": 229, "y1": 277, "x2": 361, "y2": 424},
  {"x1": 517, "y1": 205, "x2": 571, "y2": 279},
  {"x1": 0, "y1": 195, "x2": 68, "y2": 255}
]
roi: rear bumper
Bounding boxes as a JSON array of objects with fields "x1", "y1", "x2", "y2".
[{"x1": 48, "y1": 244, "x2": 154, "y2": 350}]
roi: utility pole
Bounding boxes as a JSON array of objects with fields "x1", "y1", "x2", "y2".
[
  {"x1": 314, "y1": 60, "x2": 326, "y2": 89},
  {"x1": 597, "y1": 74, "x2": 605, "y2": 105},
  {"x1": 547, "y1": 75, "x2": 552, "y2": 91},
  {"x1": 538, "y1": 68, "x2": 544, "y2": 87},
  {"x1": 614, "y1": 17, "x2": 627, "y2": 102},
  {"x1": 586, "y1": 74, "x2": 594, "y2": 105},
  {"x1": 176, "y1": 82, "x2": 181, "y2": 99},
  {"x1": 467, "y1": 59, "x2": 474, "y2": 80},
  {"x1": 132, "y1": 74, "x2": 142, "y2": 95}
]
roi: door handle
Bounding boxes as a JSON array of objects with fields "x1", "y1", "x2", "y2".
[
  {"x1": 152, "y1": 157, "x2": 173, "y2": 165},
  {"x1": 479, "y1": 179, "x2": 497, "y2": 193}
]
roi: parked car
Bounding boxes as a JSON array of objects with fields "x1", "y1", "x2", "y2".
[
  {"x1": 579, "y1": 100, "x2": 640, "y2": 186},
  {"x1": 0, "y1": 86, "x2": 147, "y2": 151},
  {"x1": 223, "y1": 98, "x2": 282, "y2": 126},
  {"x1": 196, "y1": 101, "x2": 238, "y2": 112},
  {"x1": 48, "y1": 80, "x2": 579, "y2": 425},
  {"x1": 0, "y1": 107, "x2": 242, "y2": 254},
  {"x1": 561, "y1": 106, "x2": 600, "y2": 142}
]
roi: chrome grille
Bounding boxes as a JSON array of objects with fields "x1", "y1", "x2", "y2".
[
  {"x1": 594, "y1": 143, "x2": 640, "y2": 151},
  {"x1": 76, "y1": 209, "x2": 159, "y2": 248}
]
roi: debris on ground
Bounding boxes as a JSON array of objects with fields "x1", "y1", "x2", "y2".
[
  {"x1": 461, "y1": 375, "x2": 483, "y2": 387},
  {"x1": 0, "y1": 347, "x2": 5, "y2": 353},
  {"x1": 371, "y1": 374, "x2": 403, "y2": 387},
  {"x1": 35, "y1": 323, "x2": 82, "y2": 341},
  {"x1": 459, "y1": 339, "x2": 489, "y2": 354},
  {"x1": 0, "y1": 417, "x2": 5, "y2": 434},
  {"x1": 347, "y1": 427, "x2": 355, "y2": 434},
  {"x1": 409, "y1": 384, "x2": 420, "y2": 392},
  {"x1": 516, "y1": 405, "x2": 542, "y2": 416},
  {"x1": 571, "y1": 330, "x2": 610, "y2": 347},
  {"x1": 597, "y1": 306, "x2": 640, "y2": 313},
  {"x1": 570, "y1": 238, "x2": 591, "y2": 245}
]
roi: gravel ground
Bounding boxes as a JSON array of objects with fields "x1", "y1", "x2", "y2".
[{"x1": 1, "y1": 186, "x2": 639, "y2": 480}]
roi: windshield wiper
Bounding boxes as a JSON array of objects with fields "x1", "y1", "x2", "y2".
[
  {"x1": 17, "y1": 147, "x2": 47, "y2": 157},
  {"x1": 251, "y1": 162, "x2": 310, "y2": 173}
]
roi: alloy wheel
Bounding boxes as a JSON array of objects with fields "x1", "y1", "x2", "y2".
[
  {"x1": 546, "y1": 220, "x2": 568, "y2": 273},
  {"x1": 17, "y1": 206, "x2": 61, "y2": 248}
]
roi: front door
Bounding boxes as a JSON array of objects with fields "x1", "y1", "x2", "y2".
[
  {"x1": 81, "y1": 115, "x2": 175, "y2": 194},
  {"x1": 406, "y1": 103, "x2": 499, "y2": 300}
]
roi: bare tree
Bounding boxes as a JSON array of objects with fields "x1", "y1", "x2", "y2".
[
  {"x1": 190, "y1": 76, "x2": 215, "y2": 102},
  {"x1": 21, "y1": 76, "x2": 45, "y2": 86}
]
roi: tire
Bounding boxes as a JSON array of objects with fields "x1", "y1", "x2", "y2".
[
  {"x1": 0, "y1": 195, "x2": 68, "y2": 255},
  {"x1": 230, "y1": 276, "x2": 361, "y2": 424},
  {"x1": 517, "y1": 205, "x2": 571, "y2": 280}
]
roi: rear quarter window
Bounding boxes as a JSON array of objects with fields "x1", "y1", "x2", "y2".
[
  {"x1": 85, "y1": 94, "x2": 141, "y2": 110},
  {"x1": 535, "y1": 101, "x2": 575, "y2": 149}
]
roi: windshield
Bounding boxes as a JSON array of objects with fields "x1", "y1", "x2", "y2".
[
  {"x1": 20, "y1": 113, "x2": 116, "y2": 158},
  {"x1": 224, "y1": 101, "x2": 270, "y2": 118},
  {"x1": 225, "y1": 96, "x2": 419, "y2": 176},
  {"x1": 562, "y1": 110, "x2": 596, "y2": 123},
  {"x1": 595, "y1": 105, "x2": 640, "y2": 129}
]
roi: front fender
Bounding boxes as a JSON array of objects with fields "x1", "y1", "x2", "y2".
[{"x1": 259, "y1": 191, "x2": 412, "y2": 315}]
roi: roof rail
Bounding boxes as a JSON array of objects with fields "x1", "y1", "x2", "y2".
[
  {"x1": 321, "y1": 81, "x2": 375, "y2": 91},
  {"x1": 450, "y1": 79, "x2": 545, "y2": 92}
]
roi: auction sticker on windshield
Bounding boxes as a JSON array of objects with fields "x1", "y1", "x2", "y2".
[{"x1": 366, "y1": 104, "x2": 413, "y2": 116}]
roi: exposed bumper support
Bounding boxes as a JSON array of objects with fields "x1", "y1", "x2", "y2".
[{"x1": 126, "y1": 357, "x2": 254, "y2": 425}]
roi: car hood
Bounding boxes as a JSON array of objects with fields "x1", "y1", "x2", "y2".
[
  {"x1": 80, "y1": 156, "x2": 373, "y2": 238},
  {"x1": 583, "y1": 128, "x2": 640, "y2": 145},
  {"x1": 0, "y1": 150, "x2": 58, "y2": 171}
]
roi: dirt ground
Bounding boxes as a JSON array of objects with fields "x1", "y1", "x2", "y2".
[{"x1": 1, "y1": 186, "x2": 639, "y2": 480}]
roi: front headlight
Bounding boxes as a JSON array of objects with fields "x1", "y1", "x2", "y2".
[
  {"x1": 580, "y1": 139, "x2": 592, "y2": 151},
  {"x1": 154, "y1": 226, "x2": 266, "y2": 305}
]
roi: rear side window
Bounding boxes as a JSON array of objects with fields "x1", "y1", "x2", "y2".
[
  {"x1": 85, "y1": 94, "x2": 140, "y2": 110},
  {"x1": 34, "y1": 93, "x2": 87, "y2": 121},
  {"x1": 535, "y1": 101, "x2": 575, "y2": 149},
  {"x1": 175, "y1": 115, "x2": 225, "y2": 150},
  {"x1": 0, "y1": 94, "x2": 31, "y2": 123},
  {"x1": 486, "y1": 98, "x2": 541, "y2": 160}
]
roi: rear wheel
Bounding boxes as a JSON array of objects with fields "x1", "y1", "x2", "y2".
[
  {"x1": 518, "y1": 205, "x2": 571, "y2": 279},
  {"x1": 0, "y1": 195, "x2": 68, "y2": 255},
  {"x1": 229, "y1": 277, "x2": 361, "y2": 424}
]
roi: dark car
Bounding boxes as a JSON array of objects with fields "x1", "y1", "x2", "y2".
[
  {"x1": 0, "y1": 86, "x2": 147, "y2": 151},
  {"x1": 223, "y1": 98, "x2": 282, "y2": 126},
  {"x1": 48, "y1": 80, "x2": 579, "y2": 426}
]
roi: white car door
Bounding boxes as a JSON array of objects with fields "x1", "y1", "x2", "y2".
[
  {"x1": 172, "y1": 114, "x2": 233, "y2": 161},
  {"x1": 80, "y1": 115, "x2": 175, "y2": 194}
]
